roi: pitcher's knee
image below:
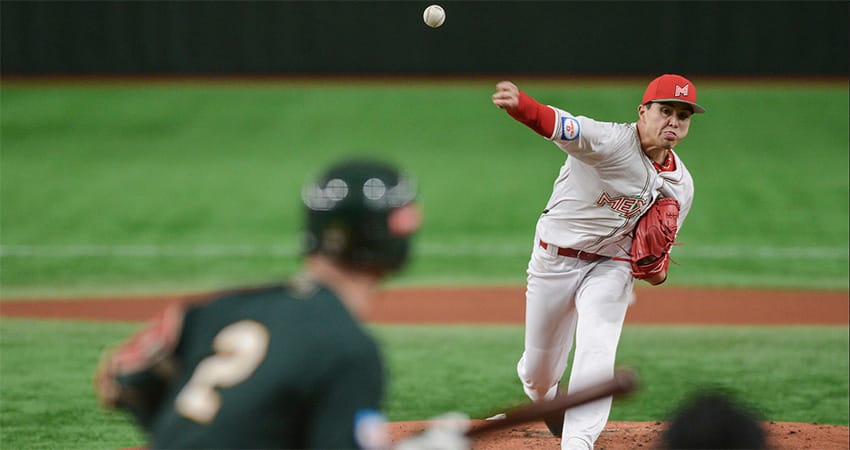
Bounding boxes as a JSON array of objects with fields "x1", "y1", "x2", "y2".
[{"x1": 521, "y1": 378, "x2": 559, "y2": 403}]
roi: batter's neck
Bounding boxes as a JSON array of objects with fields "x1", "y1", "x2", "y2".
[{"x1": 303, "y1": 256, "x2": 382, "y2": 320}]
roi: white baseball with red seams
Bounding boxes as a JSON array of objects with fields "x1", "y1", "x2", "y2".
[
  {"x1": 422, "y1": 5, "x2": 445, "y2": 28},
  {"x1": 493, "y1": 74, "x2": 702, "y2": 450}
]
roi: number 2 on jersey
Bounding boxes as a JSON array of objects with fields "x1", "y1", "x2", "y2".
[{"x1": 175, "y1": 320, "x2": 270, "y2": 424}]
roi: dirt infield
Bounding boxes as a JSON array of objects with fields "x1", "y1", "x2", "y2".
[
  {"x1": 1, "y1": 285, "x2": 848, "y2": 449},
  {"x1": 2, "y1": 285, "x2": 848, "y2": 325},
  {"x1": 390, "y1": 420, "x2": 850, "y2": 450}
]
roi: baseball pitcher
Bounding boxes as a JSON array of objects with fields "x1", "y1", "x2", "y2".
[{"x1": 491, "y1": 74, "x2": 703, "y2": 450}]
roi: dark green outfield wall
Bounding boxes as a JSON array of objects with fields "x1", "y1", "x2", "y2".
[{"x1": 1, "y1": 1, "x2": 847, "y2": 76}]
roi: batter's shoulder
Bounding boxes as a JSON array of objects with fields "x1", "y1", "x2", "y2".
[
  {"x1": 196, "y1": 273, "x2": 330, "y2": 303},
  {"x1": 193, "y1": 283, "x2": 288, "y2": 304},
  {"x1": 181, "y1": 278, "x2": 332, "y2": 322}
]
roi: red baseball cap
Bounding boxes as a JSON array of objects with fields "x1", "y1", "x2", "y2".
[{"x1": 642, "y1": 74, "x2": 705, "y2": 113}]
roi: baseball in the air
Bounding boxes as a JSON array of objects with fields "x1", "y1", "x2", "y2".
[{"x1": 423, "y1": 4, "x2": 445, "y2": 28}]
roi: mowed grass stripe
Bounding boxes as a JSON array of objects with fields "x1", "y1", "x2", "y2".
[{"x1": 2, "y1": 243, "x2": 847, "y2": 260}]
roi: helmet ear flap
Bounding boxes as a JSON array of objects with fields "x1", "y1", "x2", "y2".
[{"x1": 388, "y1": 204, "x2": 422, "y2": 237}]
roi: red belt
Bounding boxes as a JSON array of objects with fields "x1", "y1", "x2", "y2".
[{"x1": 539, "y1": 240, "x2": 604, "y2": 262}]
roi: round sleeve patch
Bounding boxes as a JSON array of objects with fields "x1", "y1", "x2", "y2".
[{"x1": 559, "y1": 116, "x2": 581, "y2": 141}]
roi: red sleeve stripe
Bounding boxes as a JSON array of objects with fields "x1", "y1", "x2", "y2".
[{"x1": 507, "y1": 91, "x2": 556, "y2": 138}]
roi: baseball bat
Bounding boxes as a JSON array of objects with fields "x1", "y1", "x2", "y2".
[{"x1": 467, "y1": 368, "x2": 638, "y2": 437}]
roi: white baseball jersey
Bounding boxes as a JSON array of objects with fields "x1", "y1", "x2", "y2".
[{"x1": 536, "y1": 107, "x2": 694, "y2": 257}]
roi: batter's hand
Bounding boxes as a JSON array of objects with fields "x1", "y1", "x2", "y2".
[
  {"x1": 492, "y1": 81, "x2": 520, "y2": 110},
  {"x1": 395, "y1": 412, "x2": 470, "y2": 450}
]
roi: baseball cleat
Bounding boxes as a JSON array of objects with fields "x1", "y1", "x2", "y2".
[{"x1": 543, "y1": 409, "x2": 564, "y2": 437}]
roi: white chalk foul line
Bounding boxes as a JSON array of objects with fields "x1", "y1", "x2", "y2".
[{"x1": 0, "y1": 244, "x2": 847, "y2": 261}]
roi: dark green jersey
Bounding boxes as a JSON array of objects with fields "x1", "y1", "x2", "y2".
[{"x1": 117, "y1": 280, "x2": 385, "y2": 449}]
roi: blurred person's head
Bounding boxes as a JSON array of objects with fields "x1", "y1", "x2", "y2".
[
  {"x1": 661, "y1": 388, "x2": 766, "y2": 449},
  {"x1": 302, "y1": 159, "x2": 421, "y2": 277}
]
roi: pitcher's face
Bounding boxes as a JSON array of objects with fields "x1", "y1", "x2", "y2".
[{"x1": 638, "y1": 102, "x2": 692, "y2": 150}]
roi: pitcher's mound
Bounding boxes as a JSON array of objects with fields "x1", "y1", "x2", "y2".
[{"x1": 390, "y1": 420, "x2": 849, "y2": 449}]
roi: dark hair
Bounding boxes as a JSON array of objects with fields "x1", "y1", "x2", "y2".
[
  {"x1": 645, "y1": 101, "x2": 695, "y2": 115},
  {"x1": 661, "y1": 388, "x2": 767, "y2": 449}
]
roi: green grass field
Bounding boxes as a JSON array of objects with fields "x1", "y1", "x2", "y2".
[
  {"x1": 1, "y1": 80, "x2": 848, "y2": 448},
  {"x1": 1, "y1": 80, "x2": 848, "y2": 296},
  {"x1": 0, "y1": 319, "x2": 847, "y2": 449}
]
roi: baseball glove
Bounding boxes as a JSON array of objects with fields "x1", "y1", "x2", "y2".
[{"x1": 630, "y1": 197, "x2": 680, "y2": 280}]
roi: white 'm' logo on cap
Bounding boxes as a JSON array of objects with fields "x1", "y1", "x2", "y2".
[{"x1": 674, "y1": 84, "x2": 689, "y2": 97}]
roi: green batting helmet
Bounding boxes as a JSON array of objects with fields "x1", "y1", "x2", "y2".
[{"x1": 302, "y1": 159, "x2": 420, "y2": 273}]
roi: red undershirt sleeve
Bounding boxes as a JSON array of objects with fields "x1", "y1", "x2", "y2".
[{"x1": 507, "y1": 91, "x2": 556, "y2": 138}]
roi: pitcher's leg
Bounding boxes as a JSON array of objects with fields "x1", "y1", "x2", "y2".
[
  {"x1": 517, "y1": 245, "x2": 583, "y2": 403},
  {"x1": 561, "y1": 261, "x2": 633, "y2": 449}
]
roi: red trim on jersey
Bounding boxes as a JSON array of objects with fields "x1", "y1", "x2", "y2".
[
  {"x1": 653, "y1": 150, "x2": 678, "y2": 173},
  {"x1": 507, "y1": 91, "x2": 556, "y2": 138}
]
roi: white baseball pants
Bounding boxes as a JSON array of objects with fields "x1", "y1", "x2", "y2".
[{"x1": 517, "y1": 235, "x2": 634, "y2": 449}]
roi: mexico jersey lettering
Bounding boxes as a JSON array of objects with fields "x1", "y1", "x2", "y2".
[{"x1": 596, "y1": 192, "x2": 647, "y2": 218}]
